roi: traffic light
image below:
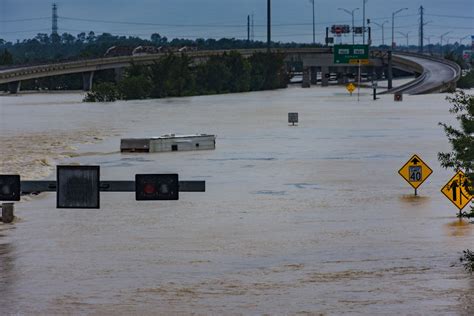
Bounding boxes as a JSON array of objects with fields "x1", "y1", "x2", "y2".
[
  {"x1": 0, "y1": 175, "x2": 21, "y2": 201},
  {"x1": 135, "y1": 174, "x2": 179, "y2": 200}
]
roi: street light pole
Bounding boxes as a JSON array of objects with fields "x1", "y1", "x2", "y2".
[
  {"x1": 398, "y1": 31, "x2": 410, "y2": 49},
  {"x1": 373, "y1": 20, "x2": 388, "y2": 46},
  {"x1": 363, "y1": 0, "x2": 368, "y2": 45},
  {"x1": 392, "y1": 8, "x2": 408, "y2": 50},
  {"x1": 338, "y1": 8, "x2": 359, "y2": 45},
  {"x1": 460, "y1": 35, "x2": 469, "y2": 45},
  {"x1": 440, "y1": 31, "x2": 451, "y2": 56}
]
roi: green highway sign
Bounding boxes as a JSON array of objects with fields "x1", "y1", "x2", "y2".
[{"x1": 334, "y1": 44, "x2": 369, "y2": 64}]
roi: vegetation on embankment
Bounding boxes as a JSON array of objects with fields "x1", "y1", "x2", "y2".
[
  {"x1": 460, "y1": 250, "x2": 474, "y2": 274},
  {"x1": 84, "y1": 51, "x2": 288, "y2": 102},
  {"x1": 439, "y1": 90, "x2": 474, "y2": 218},
  {"x1": 457, "y1": 70, "x2": 474, "y2": 90}
]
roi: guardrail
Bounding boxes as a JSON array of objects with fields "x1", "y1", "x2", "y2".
[
  {"x1": 0, "y1": 48, "x2": 333, "y2": 85},
  {"x1": 383, "y1": 52, "x2": 461, "y2": 95}
]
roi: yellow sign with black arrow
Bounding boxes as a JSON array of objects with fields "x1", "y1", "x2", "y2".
[
  {"x1": 346, "y1": 83, "x2": 356, "y2": 94},
  {"x1": 441, "y1": 171, "x2": 473, "y2": 211},
  {"x1": 398, "y1": 154, "x2": 433, "y2": 193}
]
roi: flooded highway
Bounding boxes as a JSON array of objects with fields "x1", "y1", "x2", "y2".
[{"x1": 0, "y1": 86, "x2": 473, "y2": 314}]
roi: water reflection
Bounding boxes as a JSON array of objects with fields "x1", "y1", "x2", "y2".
[
  {"x1": 0, "y1": 242, "x2": 16, "y2": 300},
  {"x1": 444, "y1": 219, "x2": 472, "y2": 237}
]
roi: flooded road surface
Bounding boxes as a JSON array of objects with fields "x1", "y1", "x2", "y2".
[{"x1": 0, "y1": 87, "x2": 473, "y2": 314}]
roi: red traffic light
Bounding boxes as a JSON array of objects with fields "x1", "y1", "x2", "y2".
[{"x1": 136, "y1": 174, "x2": 179, "y2": 200}]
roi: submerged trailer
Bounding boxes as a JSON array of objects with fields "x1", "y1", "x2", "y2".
[{"x1": 121, "y1": 134, "x2": 216, "y2": 153}]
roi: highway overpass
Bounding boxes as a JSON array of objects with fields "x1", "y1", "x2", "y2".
[{"x1": 0, "y1": 48, "x2": 460, "y2": 95}]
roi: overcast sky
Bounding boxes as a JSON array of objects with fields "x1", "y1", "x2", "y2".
[{"x1": 1, "y1": 0, "x2": 472, "y2": 45}]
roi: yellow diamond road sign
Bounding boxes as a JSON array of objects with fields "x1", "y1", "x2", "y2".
[
  {"x1": 398, "y1": 154, "x2": 433, "y2": 189},
  {"x1": 441, "y1": 171, "x2": 473, "y2": 211},
  {"x1": 346, "y1": 83, "x2": 356, "y2": 93}
]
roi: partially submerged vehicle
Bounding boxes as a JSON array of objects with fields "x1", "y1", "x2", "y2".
[{"x1": 121, "y1": 134, "x2": 216, "y2": 153}]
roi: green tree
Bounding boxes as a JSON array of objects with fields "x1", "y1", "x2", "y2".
[
  {"x1": 118, "y1": 75, "x2": 152, "y2": 100},
  {"x1": 438, "y1": 90, "x2": 474, "y2": 214},
  {"x1": 0, "y1": 49, "x2": 13, "y2": 65},
  {"x1": 83, "y1": 82, "x2": 121, "y2": 102}
]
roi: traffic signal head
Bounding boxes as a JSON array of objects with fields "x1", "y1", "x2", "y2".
[
  {"x1": 136, "y1": 174, "x2": 179, "y2": 200},
  {"x1": 0, "y1": 175, "x2": 21, "y2": 201}
]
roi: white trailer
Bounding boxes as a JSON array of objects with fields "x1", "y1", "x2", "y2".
[{"x1": 121, "y1": 134, "x2": 216, "y2": 153}]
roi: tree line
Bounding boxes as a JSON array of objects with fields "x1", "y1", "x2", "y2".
[{"x1": 84, "y1": 51, "x2": 288, "y2": 102}]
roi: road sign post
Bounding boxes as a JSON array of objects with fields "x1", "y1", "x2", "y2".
[
  {"x1": 346, "y1": 83, "x2": 356, "y2": 95},
  {"x1": 288, "y1": 112, "x2": 299, "y2": 126},
  {"x1": 398, "y1": 154, "x2": 433, "y2": 196},
  {"x1": 441, "y1": 171, "x2": 473, "y2": 214}
]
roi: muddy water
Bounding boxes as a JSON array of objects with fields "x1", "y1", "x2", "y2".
[{"x1": 0, "y1": 87, "x2": 473, "y2": 315}]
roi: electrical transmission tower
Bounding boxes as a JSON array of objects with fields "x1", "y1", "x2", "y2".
[{"x1": 52, "y1": 3, "x2": 58, "y2": 36}]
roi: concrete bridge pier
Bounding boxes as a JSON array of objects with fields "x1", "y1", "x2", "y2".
[
  {"x1": 337, "y1": 67, "x2": 346, "y2": 84},
  {"x1": 82, "y1": 71, "x2": 95, "y2": 91},
  {"x1": 375, "y1": 67, "x2": 384, "y2": 80},
  {"x1": 321, "y1": 66, "x2": 329, "y2": 87},
  {"x1": 310, "y1": 67, "x2": 318, "y2": 85},
  {"x1": 302, "y1": 67, "x2": 311, "y2": 88},
  {"x1": 7, "y1": 81, "x2": 21, "y2": 94},
  {"x1": 114, "y1": 67, "x2": 125, "y2": 82}
]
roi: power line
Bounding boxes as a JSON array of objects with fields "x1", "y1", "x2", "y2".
[
  {"x1": 0, "y1": 17, "x2": 49, "y2": 23},
  {"x1": 426, "y1": 13, "x2": 474, "y2": 19},
  {"x1": 0, "y1": 29, "x2": 50, "y2": 34}
]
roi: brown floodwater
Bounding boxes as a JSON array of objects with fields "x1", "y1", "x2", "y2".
[{"x1": 0, "y1": 87, "x2": 473, "y2": 315}]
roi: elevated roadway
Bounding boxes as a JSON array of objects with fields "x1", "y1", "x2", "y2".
[
  {"x1": 387, "y1": 53, "x2": 461, "y2": 95},
  {"x1": 0, "y1": 48, "x2": 461, "y2": 95}
]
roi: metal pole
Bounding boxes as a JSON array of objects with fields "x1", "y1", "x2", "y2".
[
  {"x1": 312, "y1": 0, "x2": 315, "y2": 44},
  {"x1": 357, "y1": 59, "x2": 361, "y2": 102},
  {"x1": 419, "y1": 6, "x2": 424, "y2": 53},
  {"x1": 391, "y1": 13, "x2": 395, "y2": 50},
  {"x1": 382, "y1": 24, "x2": 384, "y2": 46},
  {"x1": 352, "y1": 12, "x2": 355, "y2": 45},
  {"x1": 440, "y1": 32, "x2": 451, "y2": 56},
  {"x1": 392, "y1": 8, "x2": 408, "y2": 50},
  {"x1": 267, "y1": 0, "x2": 271, "y2": 51},
  {"x1": 247, "y1": 15, "x2": 250, "y2": 42},
  {"x1": 363, "y1": 0, "x2": 367, "y2": 45},
  {"x1": 388, "y1": 50, "x2": 393, "y2": 89}
]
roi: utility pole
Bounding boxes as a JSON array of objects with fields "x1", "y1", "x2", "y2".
[
  {"x1": 267, "y1": 0, "x2": 271, "y2": 51},
  {"x1": 247, "y1": 15, "x2": 250, "y2": 42},
  {"x1": 363, "y1": 0, "x2": 368, "y2": 45},
  {"x1": 311, "y1": 0, "x2": 315, "y2": 44},
  {"x1": 419, "y1": 6, "x2": 424, "y2": 53}
]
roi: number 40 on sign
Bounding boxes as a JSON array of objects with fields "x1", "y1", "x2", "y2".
[{"x1": 398, "y1": 154, "x2": 433, "y2": 196}]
